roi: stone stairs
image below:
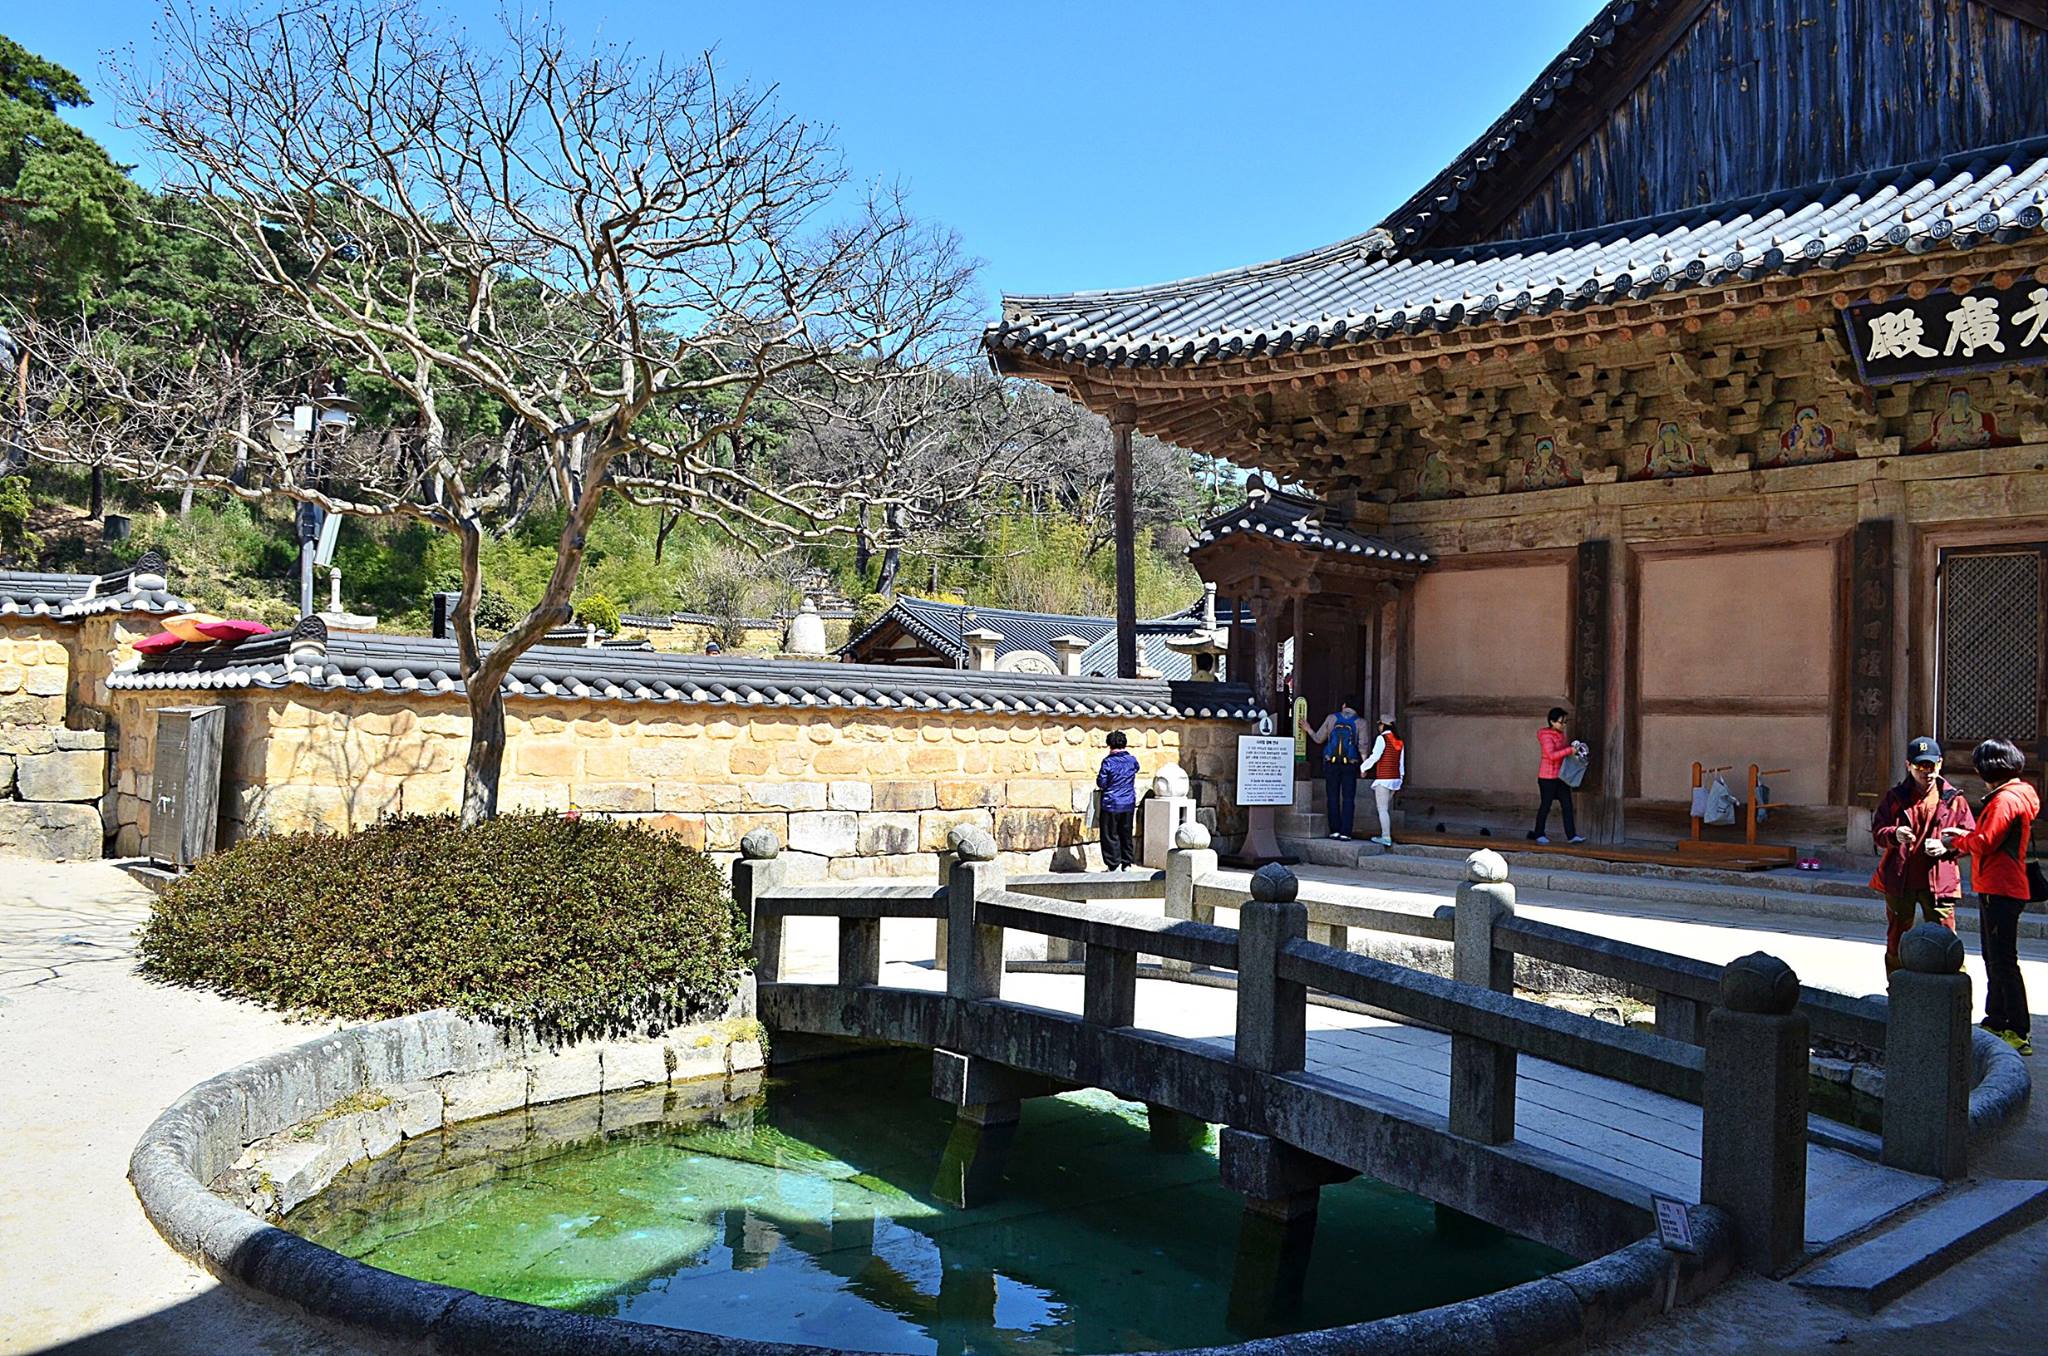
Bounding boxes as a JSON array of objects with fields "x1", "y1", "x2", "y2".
[{"x1": 1790, "y1": 1178, "x2": 2048, "y2": 1312}]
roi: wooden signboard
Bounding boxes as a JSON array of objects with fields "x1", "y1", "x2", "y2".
[{"x1": 1842, "y1": 280, "x2": 2048, "y2": 386}]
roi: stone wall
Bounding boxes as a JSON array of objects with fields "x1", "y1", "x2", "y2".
[
  {"x1": 0, "y1": 616, "x2": 145, "y2": 858},
  {"x1": 106, "y1": 685, "x2": 1248, "y2": 875}
]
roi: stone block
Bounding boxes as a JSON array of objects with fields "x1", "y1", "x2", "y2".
[
  {"x1": 602, "y1": 1041, "x2": 670, "y2": 1091},
  {"x1": 857, "y1": 812, "x2": 920, "y2": 856},
  {"x1": 571, "y1": 783, "x2": 654, "y2": 813},
  {"x1": 669, "y1": 1036, "x2": 727, "y2": 1085},
  {"x1": 937, "y1": 780, "x2": 1001, "y2": 809},
  {"x1": 528, "y1": 1044, "x2": 606, "y2": 1106},
  {"x1": 1006, "y1": 780, "x2": 1073, "y2": 810},
  {"x1": 827, "y1": 780, "x2": 873, "y2": 812},
  {"x1": 23, "y1": 664, "x2": 66, "y2": 698},
  {"x1": 747, "y1": 782, "x2": 828, "y2": 812},
  {"x1": 995, "y1": 808, "x2": 1063, "y2": 852},
  {"x1": 0, "y1": 754, "x2": 12, "y2": 798},
  {"x1": 638, "y1": 814, "x2": 708, "y2": 851},
  {"x1": 0, "y1": 695, "x2": 64, "y2": 725},
  {"x1": 907, "y1": 746, "x2": 959, "y2": 774},
  {"x1": 0, "y1": 802, "x2": 102, "y2": 859},
  {"x1": 655, "y1": 781, "x2": 747, "y2": 812},
  {"x1": 13, "y1": 750, "x2": 101, "y2": 804},
  {"x1": 873, "y1": 780, "x2": 937, "y2": 811},
  {"x1": 0, "y1": 667, "x2": 21, "y2": 694},
  {"x1": 787, "y1": 810, "x2": 858, "y2": 857},
  {"x1": 514, "y1": 741, "x2": 579, "y2": 779},
  {"x1": 778, "y1": 850, "x2": 829, "y2": 882},
  {"x1": 53, "y1": 728, "x2": 108, "y2": 751},
  {"x1": 0, "y1": 726, "x2": 57, "y2": 756},
  {"x1": 391, "y1": 1087, "x2": 444, "y2": 1138},
  {"x1": 438, "y1": 1066, "x2": 528, "y2": 1123},
  {"x1": 703, "y1": 812, "x2": 786, "y2": 852},
  {"x1": 728, "y1": 1040, "x2": 765, "y2": 1074}
]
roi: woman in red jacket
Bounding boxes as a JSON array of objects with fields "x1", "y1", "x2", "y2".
[
  {"x1": 1527, "y1": 707, "x2": 1586, "y2": 844},
  {"x1": 1940, "y1": 738, "x2": 2042, "y2": 1056}
]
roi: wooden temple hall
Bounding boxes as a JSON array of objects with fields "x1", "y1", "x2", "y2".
[{"x1": 985, "y1": 0, "x2": 2048, "y2": 855}]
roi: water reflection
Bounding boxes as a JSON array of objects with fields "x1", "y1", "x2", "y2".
[{"x1": 289, "y1": 1051, "x2": 1568, "y2": 1354}]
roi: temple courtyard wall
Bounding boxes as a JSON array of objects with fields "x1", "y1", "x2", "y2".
[{"x1": 103, "y1": 685, "x2": 1248, "y2": 876}]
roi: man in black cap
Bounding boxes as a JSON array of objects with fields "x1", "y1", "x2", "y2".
[{"x1": 1868, "y1": 735, "x2": 1976, "y2": 974}]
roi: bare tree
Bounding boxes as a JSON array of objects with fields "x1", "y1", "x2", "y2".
[{"x1": 17, "y1": 0, "x2": 986, "y2": 824}]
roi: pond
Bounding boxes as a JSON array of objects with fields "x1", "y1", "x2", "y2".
[{"x1": 288, "y1": 1050, "x2": 1570, "y2": 1354}]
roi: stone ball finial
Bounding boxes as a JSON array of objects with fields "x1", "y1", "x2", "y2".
[
  {"x1": 1152, "y1": 764, "x2": 1191, "y2": 798},
  {"x1": 947, "y1": 824, "x2": 998, "y2": 862},
  {"x1": 1899, "y1": 923, "x2": 1965, "y2": 975},
  {"x1": 1720, "y1": 952, "x2": 1800, "y2": 1015},
  {"x1": 739, "y1": 828, "x2": 781, "y2": 860},
  {"x1": 1466, "y1": 849, "x2": 1509, "y2": 883},
  {"x1": 1250, "y1": 862, "x2": 1299, "y2": 903},
  {"x1": 1174, "y1": 822, "x2": 1212, "y2": 851}
]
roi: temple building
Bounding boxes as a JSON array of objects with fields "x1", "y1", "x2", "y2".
[{"x1": 986, "y1": 0, "x2": 2048, "y2": 853}]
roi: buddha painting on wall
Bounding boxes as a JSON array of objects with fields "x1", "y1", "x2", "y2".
[
  {"x1": 1911, "y1": 385, "x2": 2010, "y2": 453},
  {"x1": 1517, "y1": 436, "x2": 1583, "y2": 491},
  {"x1": 1634, "y1": 421, "x2": 1708, "y2": 479},
  {"x1": 1765, "y1": 404, "x2": 1844, "y2": 467}
]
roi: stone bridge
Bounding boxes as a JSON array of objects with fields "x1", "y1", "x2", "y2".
[{"x1": 743, "y1": 824, "x2": 2029, "y2": 1335}]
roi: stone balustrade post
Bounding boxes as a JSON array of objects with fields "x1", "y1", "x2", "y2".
[
  {"x1": 1701, "y1": 951, "x2": 1809, "y2": 1275},
  {"x1": 734, "y1": 829, "x2": 787, "y2": 983},
  {"x1": 1084, "y1": 941, "x2": 1137, "y2": 1028},
  {"x1": 1653, "y1": 992, "x2": 1712, "y2": 1045},
  {"x1": 839, "y1": 914, "x2": 881, "y2": 988},
  {"x1": 1450, "y1": 850, "x2": 1517, "y2": 1144},
  {"x1": 945, "y1": 826, "x2": 1005, "y2": 1001},
  {"x1": 1163, "y1": 822, "x2": 1219, "y2": 977},
  {"x1": 1882, "y1": 924, "x2": 1972, "y2": 1180},
  {"x1": 1235, "y1": 864, "x2": 1306, "y2": 1074}
]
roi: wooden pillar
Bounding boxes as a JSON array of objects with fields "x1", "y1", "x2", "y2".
[
  {"x1": 1112, "y1": 403, "x2": 1138, "y2": 680},
  {"x1": 1847, "y1": 519, "x2": 1897, "y2": 817},
  {"x1": 1289, "y1": 590, "x2": 1308, "y2": 728},
  {"x1": 1250, "y1": 592, "x2": 1281, "y2": 715},
  {"x1": 1574, "y1": 541, "x2": 1618, "y2": 843}
]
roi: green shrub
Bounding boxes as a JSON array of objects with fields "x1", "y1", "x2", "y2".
[
  {"x1": 140, "y1": 814, "x2": 751, "y2": 1041},
  {"x1": 574, "y1": 592, "x2": 622, "y2": 635}
]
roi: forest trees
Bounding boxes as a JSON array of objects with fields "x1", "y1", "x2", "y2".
[{"x1": 12, "y1": 1, "x2": 1002, "y2": 823}]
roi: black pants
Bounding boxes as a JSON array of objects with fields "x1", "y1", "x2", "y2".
[
  {"x1": 1324, "y1": 765, "x2": 1359, "y2": 837},
  {"x1": 1533, "y1": 778, "x2": 1576, "y2": 839},
  {"x1": 1101, "y1": 810, "x2": 1136, "y2": 870},
  {"x1": 1980, "y1": 893, "x2": 2031, "y2": 1037}
]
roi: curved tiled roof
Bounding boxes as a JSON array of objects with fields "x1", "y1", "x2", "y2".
[
  {"x1": 110, "y1": 624, "x2": 1264, "y2": 722},
  {"x1": 842, "y1": 595, "x2": 1207, "y2": 667},
  {"x1": 987, "y1": 137, "x2": 2048, "y2": 371},
  {"x1": 0, "y1": 552, "x2": 189, "y2": 621},
  {"x1": 1192, "y1": 492, "x2": 1431, "y2": 563}
]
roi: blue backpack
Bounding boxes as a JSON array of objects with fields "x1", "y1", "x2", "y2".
[{"x1": 1325, "y1": 716, "x2": 1360, "y2": 765}]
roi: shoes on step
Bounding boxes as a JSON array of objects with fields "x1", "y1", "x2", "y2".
[
  {"x1": 1569, "y1": 835, "x2": 1586, "y2": 844},
  {"x1": 1371, "y1": 835, "x2": 1393, "y2": 846},
  {"x1": 1995, "y1": 1029, "x2": 2034, "y2": 1056},
  {"x1": 1534, "y1": 835, "x2": 1551, "y2": 845}
]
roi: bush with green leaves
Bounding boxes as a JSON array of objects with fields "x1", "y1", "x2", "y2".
[
  {"x1": 140, "y1": 814, "x2": 751, "y2": 1041},
  {"x1": 574, "y1": 592, "x2": 622, "y2": 635}
]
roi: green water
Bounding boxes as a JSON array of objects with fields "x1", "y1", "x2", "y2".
[{"x1": 289, "y1": 1051, "x2": 1570, "y2": 1353}]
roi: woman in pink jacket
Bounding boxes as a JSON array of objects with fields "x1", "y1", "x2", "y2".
[{"x1": 1527, "y1": 706, "x2": 1587, "y2": 844}]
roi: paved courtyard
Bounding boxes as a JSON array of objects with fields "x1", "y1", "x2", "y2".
[{"x1": 6, "y1": 855, "x2": 2048, "y2": 1354}]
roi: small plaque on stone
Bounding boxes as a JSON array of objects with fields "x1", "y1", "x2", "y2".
[{"x1": 1651, "y1": 1194, "x2": 1696, "y2": 1253}]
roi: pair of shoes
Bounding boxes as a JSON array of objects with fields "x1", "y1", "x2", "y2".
[
  {"x1": 1334, "y1": 832, "x2": 1351, "y2": 841},
  {"x1": 1994, "y1": 1029, "x2": 2034, "y2": 1056},
  {"x1": 1568, "y1": 835, "x2": 1586, "y2": 844},
  {"x1": 1534, "y1": 835, "x2": 1550, "y2": 845},
  {"x1": 1371, "y1": 835, "x2": 1393, "y2": 846},
  {"x1": 1327, "y1": 832, "x2": 1344, "y2": 840}
]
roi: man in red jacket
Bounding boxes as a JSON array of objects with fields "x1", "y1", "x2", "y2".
[{"x1": 1870, "y1": 736, "x2": 1976, "y2": 974}]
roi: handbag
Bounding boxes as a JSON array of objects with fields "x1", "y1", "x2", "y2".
[{"x1": 1558, "y1": 751, "x2": 1588, "y2": 789}]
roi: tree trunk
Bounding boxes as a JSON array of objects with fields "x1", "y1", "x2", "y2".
[
  {"x1": 854, "y1": 504, "x2": 872, "y2": 582},
  {"x1": 461, "y1": 679, "x2": 506, "y2": 826},
  {"x1": 654, "y1": 509, "x2": 679, "y2": 563},
  {"x1": 876, "y1": 545, "x2": 901, "y2": 597},
  {"x1": 88, "y1": 466, "x2": 105, "y2": 520}
]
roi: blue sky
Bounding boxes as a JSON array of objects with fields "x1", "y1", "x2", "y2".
[{"x1": 10, "y1": 2, "x2": 1603, "y2": 302}]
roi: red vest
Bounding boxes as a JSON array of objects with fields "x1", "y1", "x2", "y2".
[{"x1": 1373, "y1": 735, "x2": 1404, "y2": 780}]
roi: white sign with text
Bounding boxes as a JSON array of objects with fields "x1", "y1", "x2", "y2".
[{"x1": 1235, "y1": 735, "x2": 1297, "y2": 807}]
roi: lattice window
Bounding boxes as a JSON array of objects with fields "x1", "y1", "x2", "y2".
[{"x1": 1940, "y1": 550, "x2": 2043, "y2": 745}]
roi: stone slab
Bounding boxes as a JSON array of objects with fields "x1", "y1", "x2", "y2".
[
  {"x1": 0, "y1": 801, "x2": 103, "y2": 860},
  {"x1": 1792, "y1": 1179, "x2": 2048, "y2": 1312},
  {"x1": 16, "y1": 750, "x2": 106, "y2": 803}
]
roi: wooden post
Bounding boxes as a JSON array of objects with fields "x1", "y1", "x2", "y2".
[{"x1": 1112, "y1": 403, "x2": 1138, "y2": 680}]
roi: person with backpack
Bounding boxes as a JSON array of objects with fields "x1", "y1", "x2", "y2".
[
  {"x1": 1869, "y1": 735, "x2": 1976, "y2": 975},
  {"x1": 1940, "y1": 737, "x2": 2041, "y2": 1055},
  {"x1": 1528, "y1": 707, "x2": 1587, "y2": 844},
  {"x1": 1308, "y1": 699, "x2": 1364, "y2": 841},
  {"x1": 1364, "y1": 719, "x2": 1405, "y2": 847},
  {"x1": 1095, "y1": 730, "x2": 1141, "y2": 871}
]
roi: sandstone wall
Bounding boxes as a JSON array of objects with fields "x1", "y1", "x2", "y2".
[{"x1": 106, "y1": 686, "x2": 1246, "y2": 876}]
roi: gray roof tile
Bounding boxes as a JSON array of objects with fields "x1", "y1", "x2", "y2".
[
  {"x1": 987, "y1": 138, "x2": 2048, "y2": 369},
  {"x1": 0, "y1": 551, "x2": 190, "y2": 621}
]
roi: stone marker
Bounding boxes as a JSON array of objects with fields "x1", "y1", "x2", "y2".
[
  {"x1": 1882, "y1": 923, "x2": 1971, "y2": 1180},
  {"x1": 1702, "y1": 950, "x2": 1808, "y2": 1275}
]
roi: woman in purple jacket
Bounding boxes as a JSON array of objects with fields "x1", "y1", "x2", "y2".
[{"x1": 1096, "y1": 731, "x2": 1141, "y2": 871}]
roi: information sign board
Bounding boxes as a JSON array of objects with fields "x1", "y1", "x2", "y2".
[{"x1": 1235, "y1": 735, "x2": 1296, "y2": 807}]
